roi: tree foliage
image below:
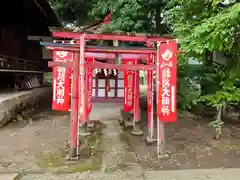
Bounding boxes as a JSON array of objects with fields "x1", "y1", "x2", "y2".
[
  {"x1": 49, "y1": 0, "x2": 93, "y2": 25},
  {"x1": 166, "y1": 0, "x2": 240, "y2": 137},
  {"x1": 167, "y1": 1, "x2": 240, "y2": 58},
  {"x1": 49, "y1": 0, "x2": 170, "y2": 34}
]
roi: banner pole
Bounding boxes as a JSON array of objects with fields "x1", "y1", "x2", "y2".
[
  {"x1": 76, "y1": 34, "x2": 84, "y2": 158},
  {"x1": 132, "y1": 66, "x2": 137, "y2": 130},
  {"x1": 86, "y1": 58, "x2": 94, "y2": 131},
  {"x1": 78, "y1": 34, "x2": 91, "y2": 138},
  {"x1": 156, "y1": 42, "x2": 169, "y2": 159},
  {"x1": 156, "y1": 44, "x2": 160, "y2": 155},
  {"x1": 157, "y1": 117, "x2": 160, "y2": 155},
  {"x1": 150, "y1": 55, "x2": 155, "y2": 140},
  {"x1": 145, "y1": 54, "x2": 156, "y2": 144},
  {"x1": 68, "y1": 53, "x2": 79, "y2": 160}
]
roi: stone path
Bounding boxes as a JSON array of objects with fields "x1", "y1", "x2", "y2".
[
  {"x1": 145, "y1": 169, "x2": 240, "y2": 180},
  {"x1": 0, "y1": 173, "x2": 18, "y2": 180},
  {"x1": 2, "y1": 168, "x2": 240, "y2": 180}
]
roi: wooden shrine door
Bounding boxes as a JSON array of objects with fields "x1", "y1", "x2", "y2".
[{"x1": 92, "y1": 70, "x2": 124, "y2": 102}]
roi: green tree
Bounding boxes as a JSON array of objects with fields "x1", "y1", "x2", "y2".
[
  {"x1": 89, "y1": 0, "x2": 169, "y2": 34},
  {"x1": 166, "y1": 0, "x2": 240, "y2": 138}
]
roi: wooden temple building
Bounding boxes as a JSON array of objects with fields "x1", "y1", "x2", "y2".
[{"x1": 0, "y1": 0, "x2": 60, "y2": 90}]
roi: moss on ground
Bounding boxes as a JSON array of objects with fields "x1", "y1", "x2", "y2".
[
  {"x1": 37, "y1": 121, "x2": 104, "y2": 173},
  {"x1": 37, "y1": 152, "x2": 65, "y2": 168},
  {"x1": 119, "y1": 132, "x2": 131, "y2": 146},
  {"x1": 68, "y1": 162, "x2": 101, "y2": 173}
]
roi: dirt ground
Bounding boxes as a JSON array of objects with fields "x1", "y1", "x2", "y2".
[
  {"x1": 0, "y1": 101, "x2": 102, "y2": 174},
  {"x1": 123, "y1": 112, "x2": 240, "y2": 170},
  {"x1": 1, "y1": 91, "x2": 240, "y2": 174}
]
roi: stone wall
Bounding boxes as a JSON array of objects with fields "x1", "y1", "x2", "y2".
[{"x1": 0, "y1": 87, "x2": 52, "y2": 127}]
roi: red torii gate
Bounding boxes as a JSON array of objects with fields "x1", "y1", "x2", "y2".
[{"x1": 40, "y1": 32, "x2": 178, "y2": 160}]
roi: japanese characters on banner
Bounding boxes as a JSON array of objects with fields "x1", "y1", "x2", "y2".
[
  {"x1": 147, "y1": 55, "x2": 153, "y2": 125},
  {"x1": 85, "y1": 57, "x2": 94, "y2": 116},
  {"x1": 123, "y1": 59, "x2": 136, "y2": 112},
  {"x1": 52, "y1": 51, "x2": 73, "y2": 111},
  {"x1": 157, "y1": 41, "x2": 178, "y2": 122}
]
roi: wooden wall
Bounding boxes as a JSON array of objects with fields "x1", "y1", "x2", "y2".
[
  {"x1": 0, "y1": 26, "x2": 45, "y2": 72},
  {"x1": 0, "y1": 26, "x2": 27, "y2": 58},
  {"x1": 25, "y1": 40, "x2": 43, "y2": 71}
]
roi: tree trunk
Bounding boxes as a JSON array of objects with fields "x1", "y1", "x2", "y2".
[
  {"x1": 215, "y1": 106, "x2": 223, "y2": 140},
  {"x1": 155, "y1": 6, "x2": 161, "y2": 33},
  {"x1": 200, "y1": 51, "x2": 215, "y2": 95},
  {"x1": 155, "y1": 3, "x2": 167, "y2": 35}
]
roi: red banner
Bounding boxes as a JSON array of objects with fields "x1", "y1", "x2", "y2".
[
  {"x1": 52, "y1": 51, "x2": 73, "y2": 111},
  {"x1": 86, "y1": 57, "x2": 94, "y2": 116},
  {"x1": 124, "y1": 59, "x2": 135, "y2": 112},
  {"x1": 157, "y1": 41, "x2": 178, "y2": 122},
  {"x1": 147, "y1": 55, "x2": 153, "y2": 125}
]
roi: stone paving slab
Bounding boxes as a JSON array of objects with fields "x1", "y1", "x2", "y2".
[
  {"x1": 90, "y1": 102, "x2": 142, "y2": 173},
  {"x1": 0, "y1": 173, "x2": 18, "y2": 180},
  {"x1": 145, "y1": 168, "x2": 240, "y2": 180},
  {"x1": 21, "y1": 170, "x2": 143, "y2": 180},
  {"x1": 19, "y1": 168, "x2": 240, "y2": 180},
  {"x1": 89, "y1": 102, "x2": 122, "y2": 121}
]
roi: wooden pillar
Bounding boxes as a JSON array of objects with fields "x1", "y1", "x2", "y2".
[
  {"x1": 134, "y1": 67, "x2": 140, "y2": 122},
  {"x1": 78, "y1": 34, "x2": 91, "y2": 137},
  {"x1": 132, "y1": 59, "x2": 143, "y2": 136},
  {"x1": 69, "y1": 52, "x2": 80, "y2": 159}
]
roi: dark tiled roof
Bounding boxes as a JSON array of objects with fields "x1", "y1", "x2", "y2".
[{"x1": 33, "y1": 0, "x2": 61, "y2": 27}]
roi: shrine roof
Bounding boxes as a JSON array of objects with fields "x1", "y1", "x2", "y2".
[
  {"x1": 35, "y1": 0, "x2": 61, "y2": 27},
  {"x1": 0, "y1": 0, "x2": 61, "y2": 36}
]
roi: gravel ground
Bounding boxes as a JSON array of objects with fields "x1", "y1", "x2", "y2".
[{"x1": 1, "y1": 90, "x2": 240, "y2": 180}]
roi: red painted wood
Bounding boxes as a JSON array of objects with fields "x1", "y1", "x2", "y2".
[
  {"x1": 52, "y1": 32, "x2": 172, "y2": 43},
  {"x1": 92, "y1": 97, "x2": 124, "y2": 103},
  {"x1": 86, "y1": 47, "x2": 155, "y2": 54},
  {"x1": 48, "y1": 61, "x2": 156, "y2": 71},
  {"x1": 46, "y1": 46, "x2": 155, "y2": 54},
  {"x1": 114, "y1": 75, "x2": 118, "y2": 98},
  {"x1": 69, "y1": 53, "x2": 79, "y2": 150},
  {"x1": 121, "y1": 54, "x2": 148, "y2": 59},
  {"x1": 79, "y1": 34, "x2": 87, "y2": 124},
  {"x1": 95, "y1": 76, "x2": 99, "y2": 97},
  {"x1": 87, "y1": 61, "x2": 157, "y2": 71},
  {"x1": 93, "y1": 73, "x2": 123, "y2": 99},
  {"x1": 86, "y1": 52, "x2": 115, "y2": 59},
  {"x1": 92, "y1": 86, "x2": 123, "y2": 90}
]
